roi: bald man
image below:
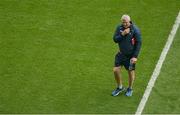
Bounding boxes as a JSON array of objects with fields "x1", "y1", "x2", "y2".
[{"x1": 112, "y1": 14, "x2": 142, "y2": 97}]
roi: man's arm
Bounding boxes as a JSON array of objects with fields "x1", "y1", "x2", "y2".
[
  {"x1": 113, "y1": 26, "x2": 123, "y2": 43},
  {"x1": 132, "y1": 28, "x2": 142, "y2": 58}
]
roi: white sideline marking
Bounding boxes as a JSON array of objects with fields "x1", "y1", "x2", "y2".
[{"x1": 135, "y1": 11, "x2": 180, "y2": 115}]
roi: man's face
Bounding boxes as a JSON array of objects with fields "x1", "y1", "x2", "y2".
[{"x1": 122, "y1": 19, "x2": 130, "y2": 28}]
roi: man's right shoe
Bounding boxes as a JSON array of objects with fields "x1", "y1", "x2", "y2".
[
  {"x1": 125, "y1": 88, "x2": 133, "y2": 97},
  {"x1": 112, "y1": 87, "x2": 125, "y2": 96}
]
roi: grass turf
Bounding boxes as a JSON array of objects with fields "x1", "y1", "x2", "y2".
[
  {"x1": 143, "y1": 28, "x2": 180, "y2": 114},
  {"x1": 0, "y1": 0, "x2": 180, "y2": 113}
]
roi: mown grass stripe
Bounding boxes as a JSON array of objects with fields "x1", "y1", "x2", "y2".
[{"x1": 135, "y1": 11, "x2": 180, "y2": 115}]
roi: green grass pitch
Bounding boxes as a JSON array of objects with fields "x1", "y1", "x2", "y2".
[
  {"x1": 143, "y1": 28, "x2": 180, "y2": 114},
  {"x1": 0, "y1": 0, "x2": 180, "y2": 114}
]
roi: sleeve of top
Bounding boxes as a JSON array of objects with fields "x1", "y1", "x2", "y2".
[
  {"x1": 113, "y1": 26, "x2": 123, "y2": 43},
  {"x1": 133, "y1": 27, "x2": 142, "y2": 58}
]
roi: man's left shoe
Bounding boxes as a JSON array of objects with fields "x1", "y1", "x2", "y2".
[
  {"x1": 125, "y1": 88, "x2": 133, "y2": 97},
  {"x1": 112, "y1": 87, "x2": 125, "y2": 96}
]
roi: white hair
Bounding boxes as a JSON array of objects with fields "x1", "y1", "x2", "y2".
[{"x1": 121, "y1": 14, "x2": 131, "y2": 21}]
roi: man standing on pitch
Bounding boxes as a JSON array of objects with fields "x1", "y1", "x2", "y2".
[{"x1": 112, "y1": 14, "x2": 142, "y2": 97}]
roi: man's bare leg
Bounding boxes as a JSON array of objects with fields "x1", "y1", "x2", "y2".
[
  {"x1": 112, "y1": 66, "x2": 125, "y2": 96},
  {"x1": 128, "y1": 70, "x2": 135, "y2": 89},
  {"x1": 113, "y1": 67, "x2": 123, "y2": 88}
]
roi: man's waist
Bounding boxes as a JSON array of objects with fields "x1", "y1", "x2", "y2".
[{"x1": 119, "y1": 51, "x2": 133, "y2": 57}]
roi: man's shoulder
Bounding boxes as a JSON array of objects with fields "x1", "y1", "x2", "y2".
[
  {"x1": 116, "y1": 24, "x2": 124, "y2": 30},
  {"x1": 132, "y1": 24, "x2": 141, "y2": 34}
]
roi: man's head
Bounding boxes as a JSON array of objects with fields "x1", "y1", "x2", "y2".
[{"x1": 121, "y1": 14, "x2": 131, "y2": 28}]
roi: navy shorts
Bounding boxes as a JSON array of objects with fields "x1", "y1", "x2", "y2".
[{"x1": 114, "y1": 52, "x2": 135, "y2": 70}]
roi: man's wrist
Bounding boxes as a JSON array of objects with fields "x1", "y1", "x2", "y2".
[{"x1": 132, "y1": 55, "x2": 138, "y2": 58}]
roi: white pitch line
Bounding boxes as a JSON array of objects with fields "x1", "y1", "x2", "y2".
[{"x1": 135, "y1": 11, "x2": 180, "y2": 115}]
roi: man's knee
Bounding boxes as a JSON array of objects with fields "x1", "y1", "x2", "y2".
[
  {"x1": 128, "y1": 70, "x2": 135, "y2": 75},
  {"x1": 113, "y1": 67, "x2": 121, "y2": 73}
]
